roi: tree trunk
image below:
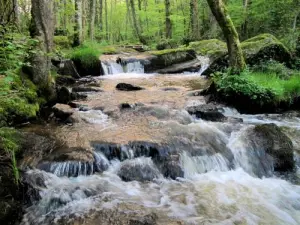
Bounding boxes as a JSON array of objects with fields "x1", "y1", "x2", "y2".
[
  {"x1": 89, "y1": 0, "x2": 96, "y2": 40},
  {"x1": 13, "y1": 0, "x2": 19, "y2": 25},
  {"x1": 99, "y1": 0, "x2": 103, "y2": 32},
  {"x1": 165, "y1": 0, "x2": 172, "y2": 39},
  {"x1": 129, "y1": 0, "x2": 145, "y2": 44},
  {"x1": 73, "y1": 0, "x2": 83, "y2": 46},
  {"x1": 241, "y1": 0, "x2": 252, "y2": 40},
  {"x1": 105, "y1": 0, "x2": 108, "y2": 40},
  {"x1": 207, "y1": 0, "x2": 246, "y2": 73},
  {"x1": 30, "y1": 0, "x2": 55, "y2": 95},
  {"x1": 62, "y1": 0, "x2": 67, "y2": 32},
  {"x1": 190, "y1": 0, "x2": 200, "y2": 40}
]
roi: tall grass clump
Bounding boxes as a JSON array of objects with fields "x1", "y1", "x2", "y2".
[{"x1": 69, "y1": 41, "x2": 103, "y2": 68}]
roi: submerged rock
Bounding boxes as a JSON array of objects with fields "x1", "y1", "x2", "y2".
[
  {"x1": 117, "y1": 158, "x2": 161, "y2": 182},
  {"x1": 72, "y1": 86, "x2": 103, "y2": 93},
  {"x1": 116, "y1": 83, "x2": 144, "y2": 91},
  {"x1": 251, "y1": 124, "x2": 295, "y2": 172},
  {"x1": 186, "y1": 103, "x2": 226, "y2": 122}
]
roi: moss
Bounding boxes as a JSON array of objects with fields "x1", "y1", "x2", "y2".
[
  {"x1": 241, "y1": 34, "x2": 291, "y2": 65},
  {"x1": 0, "y1": 71, "x2": 40, "y2": 126},
  {"x1": 101, "y1": 46, "x2": 118, "y2": 54},
  {"x1": 189, "y1": 39, "x2": 227, "y2": 60},
  {"x1": 150, "y1": 47, "x2": 192, "y2": 56},
  {"x1": 156, "y1": 39, "x2": 179, "y2": 50},
  {"x1": 53, "y1": 36, "x2": 71, "y2": 49}
]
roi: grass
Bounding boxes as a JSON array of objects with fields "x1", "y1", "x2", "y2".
[
  {"x1": 214, "y1": 67, "x2": 300, "y2": 109},
  {"x1": 246, "y1": 71, "x2": 300, "y2": 102}
]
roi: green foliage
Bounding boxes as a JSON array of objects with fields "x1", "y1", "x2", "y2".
[
  {"x1": 0, "y1": 27, "x2": 40, "y2": 126},
  {"x1": 251, "y1": 60, "x2": 292, "y2": 79},
  {"x1": 0, "y1": 27, "x2": 36, "y2": 73},
  {"x1": 0, "y1": 127, "x2": 21, "y2": 183},
  {"x1": 0, "y1": 71, "x2": 40, "y2": 126},
  {"x1": 246, "y1": 71, "x2": 300, "y2": 102},
  {"x1": 53, "y1": 36, "x2": 71, "y2": 49},
  {"x1": 214, "y1": 68, "x2": 300, "y2": 106},
  {"x1": 214, "y1": 72, "x2": 275, "y2": 105}
]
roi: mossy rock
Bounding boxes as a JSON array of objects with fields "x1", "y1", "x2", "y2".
[
  {"x1": 189, "y1": 39, "x2": 227, "y2": 61},
  {"x1": 241, "y1": 33, "x2": 292, "y2": 66},
  {"x1": 192, "y1": 34, "x2": 292, "y2": 75},
  {"x1": 0, "y1": 73, "x2": 40, "y2": 126},
  {"x1": 156, "y1": 39, "x2": 179, "y2": 50},
  {"x1": 145, "y1": 48, "x2": 196, "y2": 72}
]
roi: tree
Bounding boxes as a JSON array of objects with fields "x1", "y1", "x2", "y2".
[
  {"x1": 73, "y1": 0, "x2": 83, "y2": 46},
  {"x1": 89, "y1": 0, "x2": 96, "y2": 40},
  {"x1": 165, "y1": 0, "x2": 172, "y2": 39},
  {"x1": 128, "y1": 0, "x2": 145, "y2": 43},
  {"x1": 190, "y1": 0, "x2": 200, "y2": 40},
  {"x1": 207, "y1": 0, "x2": 246, "y2": 73},
  {"x1": 29, "y1": 0, "x2": 55, "y2": 94}
]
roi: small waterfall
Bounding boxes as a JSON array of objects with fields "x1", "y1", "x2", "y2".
[
  {"x1": 101, "y1": 60, "x2": 144, "y2": 75},
  {"x1": 197, "y1": 55, "x2": 210, "y2": 75},
  {"x1": 180, "y1": 152, "x2": 230, "y2": 178},
  {"x1": 101, "y1": 62, "x2": 123, "y2": 74},
  {"x1": 38, "y1": 151, "x2": 109, "y2": 177}
]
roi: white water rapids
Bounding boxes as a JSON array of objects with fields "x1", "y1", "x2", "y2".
[{"x1": 21, "y1": 70, "x2": 300, "y2": 225}]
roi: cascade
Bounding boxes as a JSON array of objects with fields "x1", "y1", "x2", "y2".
[
  {"x1": 101, "y1": 60, "x2": 144, "y2": 75},
  {"x1": 19, "y1": 72, "x2": 300, "y2": 225},
  {"x1": 197, "y1": 55, "x2": 210, "y2": 75}
]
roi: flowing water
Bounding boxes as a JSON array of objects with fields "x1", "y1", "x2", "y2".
[{"x1": 21, "y1": 62, "x2": 300, "y2": 225}]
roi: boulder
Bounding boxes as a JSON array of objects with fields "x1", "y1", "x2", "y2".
[
  {"x1": 186, "y1": 103, "x2": 226, "y2": 122},
  {"x1": 250, "y1": 124, "x2": 295, "y2": 172},
  {"x1": 72, "y1": 58, "x2": 104, "y2": 77},
  {"x1": 52, "y1": 104, "x2": 74, "y2": 121},
  {"x1": 56, "y1": 75, "x2": 76, "y2": 86},
  {"x1": 189, "y1": 39, "x2": 227, "y2": 62},
  {"x1": 117, "y1": 159, "x2": 161, "y2": 182},
  {"x1": 241, "y1": 34, "x2": 292, "y2": 66},
  {"x1": 155, "y1": 59, "x2": 201, "y2": 74},
  {"x1": 57, "y1": 86, "x2": 71, "y2": 104},
  {"x1": 190, "y1": 34, "x2": 292, "y2": 75},
  {"x1": 57, "y1": 59, "x2": 80, "y2": 78},
  {"x1": 145, "y1": 48, "x2": 196, "y2": 72},
  {"x1": 116, "y1": 83, "x2": 144, "y2": 91}
]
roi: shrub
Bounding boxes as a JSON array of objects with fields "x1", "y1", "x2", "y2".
[
  {"x1": 213, "y1": 70, "x2": 300, "y2": 112},
  {"x1": 251, "y1": 60, "x2": 292, "y2": 79},
  {"x1": 53, "y1": 36, "x2": 71, "y2": 49},
  {"x1": 214, "y1": 72, "x2": 276, "y2": 106}
]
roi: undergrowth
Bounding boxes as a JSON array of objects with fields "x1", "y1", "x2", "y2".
[
  {"x1": 214, "y1": 65, "x2": 300, "y2": 107},
  {"x1": 68, "y1": 41, "x2": 117, "y2": 69},
  {"x1": 0, "y1": 127, "x2": 21, "y2": 183}
]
